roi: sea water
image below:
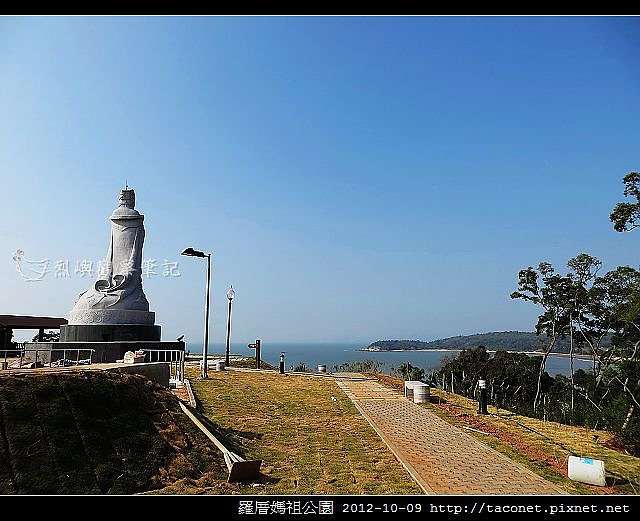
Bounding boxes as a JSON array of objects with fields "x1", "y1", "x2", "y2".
[{"x1": 186, "y1": 342, "x2": 592, "y2": 377}]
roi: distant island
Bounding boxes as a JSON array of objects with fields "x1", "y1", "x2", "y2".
[{"x1": 361, "y1": 331, "x2": 606, "y2": 354}]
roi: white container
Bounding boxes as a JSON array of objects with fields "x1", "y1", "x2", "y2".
[
  {"x1": 413, "y1": 384, "x2": 430, "y2": 404},
  {"x1": 215, "y1": 360, "x2": 225, "y2": 371},
  {"x1": 318, "y1": 364, "x2": 327, "y2": 373},
  {"x1": 568, "y1": 456, "x2": 606, "y2": 486}
]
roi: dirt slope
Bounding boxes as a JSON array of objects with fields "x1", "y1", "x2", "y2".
[{"x1": 0, "y1": 371, "x2": 229, "y2": 494}]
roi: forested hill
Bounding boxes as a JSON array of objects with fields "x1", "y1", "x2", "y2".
[{"x1": 366, "y1": 331, "x2": 595, "y2": 353}]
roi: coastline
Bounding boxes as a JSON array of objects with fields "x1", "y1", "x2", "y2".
[
  {"x1": 358, "y1": 348, "x2": 593, "y2": 360},
  {"x1": 186, "y1": 343, "x2": 588, "y2": 376},
  {"x1": 359, "y1": 348, "x2": 463, "y2": 353}
]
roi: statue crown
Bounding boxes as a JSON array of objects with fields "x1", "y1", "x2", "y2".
[{"x1": 119, "y1": 189, "x2": 135, "y2": 209}]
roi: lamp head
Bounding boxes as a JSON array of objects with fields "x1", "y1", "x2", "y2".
[
  {"x1": 227, "y1": 285, "x2": 235, "y2": 301},
  {"x1": 181, "y1": 247, "x2": 206, "y2": 258}
]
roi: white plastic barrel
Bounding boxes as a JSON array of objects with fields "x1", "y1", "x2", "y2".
[
  {"x1": 318, "y1": 364, "x2": 327, "y2": 373},
  {"x1": 413, "y1": 384, "x2": 430, "y2": 404},
  {"x1": 215, "y1": 360, "x2": 225, "y2": 371},
  {"x1": 568, "y1": 456, "x2": 606, "y2": 486}
]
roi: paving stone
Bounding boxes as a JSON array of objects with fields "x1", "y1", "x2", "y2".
[{"x1": 334, "y1": 374, "x2": 565, "y2": 495}]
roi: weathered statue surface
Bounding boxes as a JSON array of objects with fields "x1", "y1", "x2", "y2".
[{"x1": 68, "y1": 188, "x2": 155, "y2": 325}]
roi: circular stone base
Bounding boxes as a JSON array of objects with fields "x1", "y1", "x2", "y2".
[
  {"x1": 60, "y1": 324, "x2": 161, "y2": 342},
  {"x1": 67, "y1": 309, "x2": 155, "y2": 325}
]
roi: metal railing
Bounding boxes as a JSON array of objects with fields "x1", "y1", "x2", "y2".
[
  {"x1": 2, "y1": 346, "x2": 184, "y2": 383},
  {"x1": 1, "y1": 348, "x2": 95, "y2": 370},
  {"x1": 142, "y1": 349, "x2": 185, "y2": 383}
]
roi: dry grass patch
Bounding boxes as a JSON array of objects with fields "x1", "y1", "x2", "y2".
[{"x1": 189, "y1": 369, "x2": 421, "y2": 494}]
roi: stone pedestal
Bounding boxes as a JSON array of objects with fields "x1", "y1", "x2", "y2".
[
  {"x1": 60, "y1": 324, "x2": 161, "y2": 342},
  {"x1": 68, "y1": 309, "x2": 155, "y2": 325}
]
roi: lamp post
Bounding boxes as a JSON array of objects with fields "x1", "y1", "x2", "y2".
[
  {"x1": 181, "y1": 247, "x2": 212, "y2": 379},
  {"x1": 225, "y1": 285, "x2": 235, "y2": 367},
  {"x1": 478, "y1": 379, "x2": 488, "y2": 415}
]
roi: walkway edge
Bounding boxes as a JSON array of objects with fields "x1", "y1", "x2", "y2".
[{"x1": 184, "y1": 378, "x2": 197, "y2": 408}]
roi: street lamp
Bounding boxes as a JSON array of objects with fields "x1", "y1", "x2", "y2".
[
  {"x1": 478, "y1": 378, "x2": 488, "y2": 415},
  {"x1": 181, "y1": 247, "x2": 212, "y2": 379},
  {"x1": 225, "y1": 285, "x2": 235, "y2": 367}
]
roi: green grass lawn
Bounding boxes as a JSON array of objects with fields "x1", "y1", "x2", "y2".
[{"x1": 189, "y1": 369, "x2": 421, "y2": 494}]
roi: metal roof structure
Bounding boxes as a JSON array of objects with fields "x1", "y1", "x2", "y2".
[{"x1": 0, "y1": 315, "x2": 67, "y2": 329}]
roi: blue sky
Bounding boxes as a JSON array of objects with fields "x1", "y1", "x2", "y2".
[{"x1": 1, "y1": 16, "x2": 639, "y2": 344}]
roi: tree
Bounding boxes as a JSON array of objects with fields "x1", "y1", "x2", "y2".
[
  {"x1": 333, "y1": 359, "x2": 382, "y2": 373},
  {"x1": 610, "y1": 172, "x2": 640, "y2": 232},
  {"x1": 394, "y1": 362, "x2": 426, "y2": 382},
  {"x1": 435, "y1": 347, "x2": 490, "y2": 400},
  {"x1": 565, "y1": 253, "x2": 602, "y2": 418},
  {"x1": 292, "y1": 362, "x2": 308, "y2": 372},
  {"x1": 435, "y1": 348, "x2": 546, "y2": 417},
  {"x1": 31, "y1": 330, "x2": 60, "y2": 342},
  {"x1": 596, "y1": 271, "x2": 640, "y2": 446},
  {"x1": 511, "y1": 263, "x2": 572, "y2": 412},
  {"x1": 580, "y1": 267, "x2": 639, "y2": 383}
]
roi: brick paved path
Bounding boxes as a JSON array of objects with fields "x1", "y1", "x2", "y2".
[{"x1": 335, "y1": 374, "x2": 565, "y2": 495}]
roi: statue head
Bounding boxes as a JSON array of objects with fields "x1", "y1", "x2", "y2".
[
  {"x1": 111, "y1": 187, "x2": 142, "y2": 220},
  {"x1": 119, "y1": 189, "x2": 135, "y2": 209}
]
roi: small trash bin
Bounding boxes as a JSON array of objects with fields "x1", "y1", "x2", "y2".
[
  {"x1": 413, "y1": 384, "x2": 430, "y2": 404},
  {"x1": 568, "y1": 456, "x2": 606, "y2": 486},
  {"x1": 215, "y1": 360, "x2": 225, "y2": 371},
  {"x1": 318, "y1": 364, "x2": 326, "y2": 373}
]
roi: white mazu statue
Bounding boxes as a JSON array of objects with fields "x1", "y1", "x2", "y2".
[{"x1": 68, "y1": 188, "x2": 154, "y2": 325}]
